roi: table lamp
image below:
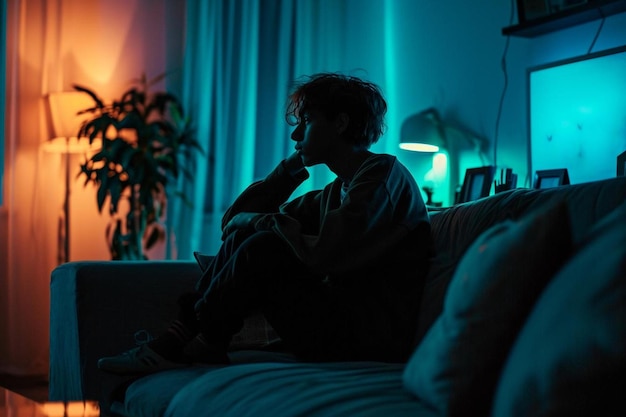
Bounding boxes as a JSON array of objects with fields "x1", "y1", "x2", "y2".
[
  {"x1": 400, "y1": 107, "x2": 489, "y2": 206},
  {"x1": 399, "y1": 108, "x2": 447, "y2": 152}
]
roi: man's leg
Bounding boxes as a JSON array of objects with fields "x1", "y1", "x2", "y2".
[
  {"x1": 97, "y1": 230, "x2": 258, "y2": 374},
  {"x1": 195, "y1": 228, "x2": 258, "y2": 293},
  {"x1": 198, "y1": 232, "x2": 412, "y2": 363},
  {"x1": 194, "y1": 230, "x2": 318, "y2": 350},
  {"x1": 194, "y1": 231, "x2": 363, "y2": 362},
  {"x1": 144, "y1": 228, "x2": 259, "y2": 360}
]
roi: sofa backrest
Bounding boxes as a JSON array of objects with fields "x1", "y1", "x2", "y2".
[{"x1": 414, "y1": 176, "x2": 626, "y2": 346}]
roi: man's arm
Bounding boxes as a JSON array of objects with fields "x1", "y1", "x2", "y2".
[{"x1": 220, "y1": 152, "x2": 308, "y2": 236}]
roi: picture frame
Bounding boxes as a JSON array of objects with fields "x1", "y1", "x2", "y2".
[
  {"x1": 618, "y1": 150, "x2": 626, "y2": 177},
  {"x1": 534, "y1": 168, "x2": 571, "y2": 189},
  {"x1": 456, "y1": 166, "x2": 495, "y2": 204}
]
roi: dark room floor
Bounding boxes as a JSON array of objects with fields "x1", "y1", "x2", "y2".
[{"x1": 0, "y1": 373, "x2": 49, "y2": 403}]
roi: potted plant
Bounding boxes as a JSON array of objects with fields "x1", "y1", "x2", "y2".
[{"x1": 74, "y1": 74, "x2": 202, "y2": 260}]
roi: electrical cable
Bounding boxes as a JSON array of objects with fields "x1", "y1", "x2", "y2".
[
  {"x1": 587, "y1": 12, "x2": 605, "y2": 54},
  {"x1": 493, "y1": 0, "x2": 515, "y2": 170}
]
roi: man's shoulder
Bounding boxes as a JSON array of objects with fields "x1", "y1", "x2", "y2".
[
  {"x1": 367, "y1": 152, "x2": 395, "y2": 163},
  {"x1": 362, "y1": 153, "x2": 417, "y2": 180},
  {"x1": 361, "y1": 153, "x2": 397, "y2": 171}
]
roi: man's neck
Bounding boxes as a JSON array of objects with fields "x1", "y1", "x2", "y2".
[{"x1": 329, "y1": 149, "x2": 373, "y2": 184}]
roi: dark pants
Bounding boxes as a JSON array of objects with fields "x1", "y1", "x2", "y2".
[{"x1": 186, "y1": 229, "x2": 412, "y2": 362}]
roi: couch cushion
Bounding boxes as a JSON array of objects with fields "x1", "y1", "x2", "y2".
[
  {"x1": 416, "y1": 176, "x2": 626, "y2": 345},
  {"x1": 116, "y1": 360, "x2": 436, "y2": 417},
  {"x1": 491, "y1": 202, "x2": 626, "y2": 417},
  {"x1": 111, "y1": 350, "x2": 298, "y2": 417},
  {"x1": 403, "y1": 200, "x2": 573, "y2": 416}
]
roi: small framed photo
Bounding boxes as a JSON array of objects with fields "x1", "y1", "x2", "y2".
[
  {"x1": 457, "y1": 166, "x2": 495, "y2": 204},
  {"x1": 534, "y1": 168, "x2": 571, "y2": 189},
  {"x1": 618, "y1": 150, "x2": 626, "y2": 177},
  {"x1": 517, "y1": 0, "x2": 550, "y2": 22}
]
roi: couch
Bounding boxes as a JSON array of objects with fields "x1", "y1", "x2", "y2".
[{"x1": 49, "y1": 176, "x2": 626, "y2": 417}]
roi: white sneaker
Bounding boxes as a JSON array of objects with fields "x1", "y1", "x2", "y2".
[{"x1": 97, "y1": 344, "x2": 190, "y2": 376}]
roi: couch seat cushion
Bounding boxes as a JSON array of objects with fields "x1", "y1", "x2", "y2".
[{"x1": 116, "y1": 358, "x2": 435, "y2": 417}]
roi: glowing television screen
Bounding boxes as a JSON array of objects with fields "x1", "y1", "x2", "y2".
[{"x1": 528, "y1": 45, "x2": 626, "y2": 185}]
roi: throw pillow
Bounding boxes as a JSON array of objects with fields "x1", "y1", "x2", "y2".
[
  {"x1": 403, "y1": 200, "x2": 573, "y2": 416},
  {"x1": 491, "y1": 202, "x2": 626, "y2": 417}
]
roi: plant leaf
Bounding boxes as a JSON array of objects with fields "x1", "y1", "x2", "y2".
[{"x1": 73, "y1": 84, "x2": 104, "y2": 109}]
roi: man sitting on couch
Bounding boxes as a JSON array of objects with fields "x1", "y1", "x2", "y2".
[{"x1": 98, "y1": 72, "x2": 432, "y2": 375}]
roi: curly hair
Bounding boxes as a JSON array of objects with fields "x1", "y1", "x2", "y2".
[{"x1": 285, "y1": 73, "x2": 387, "y2": 149}]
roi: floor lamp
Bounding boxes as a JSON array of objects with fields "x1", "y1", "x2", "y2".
[{"x1": 42, "y1": 92, "x2": 98, "y2": 264}]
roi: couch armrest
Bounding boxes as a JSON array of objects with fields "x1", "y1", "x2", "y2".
[{"x1": 49, "y1": 261, "x2": 201, "y2": 402}]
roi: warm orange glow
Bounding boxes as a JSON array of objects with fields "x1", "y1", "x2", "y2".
[
  {"x1": 47, "y1": 92, "x2": 94, "y2": 139},
  {"x1": 1, "y1": 387, "x2": 100, "y2": 417},
  {"x1": 62, "y1": 0, "x2": 145, "y2": 89},
  {"x1": 90, "y1": 160, "x2": 106, "y2": 170},
  {"x1": 4, "y1": 0, "x2": 174, "y2": 378},
  {"x1": 119, "y1": 128, "x2": 139, "y2": 144},
  {"x1": 40, "y1": 400, "x2": 100, "y2": 416},
  {"x1": 40, "y1": 137, "x2": 102, "y2": 154}
]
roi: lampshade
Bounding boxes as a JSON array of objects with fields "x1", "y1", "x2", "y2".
[
  {"x1": 399, "y1": 108, "x2": 447, "y2": 152},
  {"x1": 41, "y1": 136, "x2": 102, "y2": 154},
  {"x1": 43, "y1": 91, "x2": 99, "y2": 154}
]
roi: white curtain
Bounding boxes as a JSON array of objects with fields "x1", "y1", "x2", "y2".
[
  {"x1": 1, "y1": 0, "x2": 62, "y2": 375},
  {"x1": 171, "y1": 0, "x2": 348, "y2": 257}
]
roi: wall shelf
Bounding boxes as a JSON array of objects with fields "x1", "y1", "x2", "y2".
[{"x1": 502, "y1": 0, "x2": 626, "y2": 38}]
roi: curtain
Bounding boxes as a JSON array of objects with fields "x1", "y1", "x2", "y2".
[
  {"x1": 1, "y1": 0, "x2": 61, "y2": 375},
  {"x1": 0, "y1": 0, "x2": 6, "y2": 206},
  {"x1": 171, "y1": 0, "x2": 349, "y2": 257},
  {"x1": 0, "y1": 0, "x2": 187, "y2": 376}
]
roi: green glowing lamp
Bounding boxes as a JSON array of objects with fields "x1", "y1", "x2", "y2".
[{"x1": 399, "y1": 108, "x2": 447, "y2": 153}]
